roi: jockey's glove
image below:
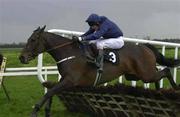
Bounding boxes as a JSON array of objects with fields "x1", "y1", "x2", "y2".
[{"x1": 72, "y1": 36, "x2": 84, "y2": 42}]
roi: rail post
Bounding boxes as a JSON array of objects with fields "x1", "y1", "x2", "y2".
[{"x1": 0, "y1": 57, "x2": 10, "y2": 101}]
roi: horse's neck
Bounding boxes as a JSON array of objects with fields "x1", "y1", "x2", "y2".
[
  {"x1": 44, "y1": 32, "x2": 78, "y2": 62},
  {"x1": 44, "y1": 32, "x2": 70, "y2": 45}
]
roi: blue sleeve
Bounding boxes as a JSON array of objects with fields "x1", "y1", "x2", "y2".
[
  {"x1": 84, "y1": 25, "x2": 109, "y2": 40},
  {"x1": 81, "y1": 28, "x2": 94, "y2": 37}
]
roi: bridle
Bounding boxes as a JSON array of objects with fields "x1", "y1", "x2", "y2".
[
  {"x1": 37, "y1": 31, "x2": 74, "y2": 52},
  {"x1": 46, "y1": 41, "x2": 73, "y2": 52}
]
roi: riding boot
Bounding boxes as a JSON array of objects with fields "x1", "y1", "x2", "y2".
[{"x1": 96, "y1": 49, "x2": 104, "y2": 72}]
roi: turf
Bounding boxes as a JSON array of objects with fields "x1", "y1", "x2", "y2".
[{"x1": 0, "y1": 76, "x2": 90, "y2": 117}]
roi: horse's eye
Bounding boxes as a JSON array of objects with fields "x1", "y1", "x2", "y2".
[
  {"x1": 31, "y1": 39, "x2": 36, "y2": 42},
  {"x1": 36, "y1": 35, "x2": 40, "y2": 38}
]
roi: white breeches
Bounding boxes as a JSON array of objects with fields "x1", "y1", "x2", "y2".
[{"x1": 89, "y1": 36, "x2": 124, "y2": 50}]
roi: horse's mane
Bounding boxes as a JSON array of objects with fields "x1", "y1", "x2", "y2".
[{"x1": 46, "y1": 31, "x2": 72, "y2": 42}]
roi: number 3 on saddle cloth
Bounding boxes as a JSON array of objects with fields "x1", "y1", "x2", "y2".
[{"x1": 104, "y1": 50, "x2": 119, "y2": 65}]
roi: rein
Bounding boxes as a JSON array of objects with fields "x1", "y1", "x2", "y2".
[{"x1": 46, "y1": 41, "x2": 73, "y2": 52}]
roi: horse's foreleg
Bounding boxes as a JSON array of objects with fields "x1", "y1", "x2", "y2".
[
  {"x1": 31, "y1": 79, "x2": 72, "y2": 117},
  {"x1": 45, "y1": 96, "x2": 53, "y2": 117}
]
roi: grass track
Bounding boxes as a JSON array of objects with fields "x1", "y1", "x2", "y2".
[{"x1": 0, "y1": 76, "x2": 90, "y2": 117}]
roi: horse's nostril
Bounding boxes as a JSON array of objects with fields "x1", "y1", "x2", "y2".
[
  {"x1": 19, "y1": 55, "x2": 24, "y2": 60},
  {"x1": 19, "y1": 55, "x2": 26, "y2": 63},
  {"x1": 19, "y1": 55, "x2": 29, "y2": 64}
]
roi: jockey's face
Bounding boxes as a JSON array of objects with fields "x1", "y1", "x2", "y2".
[
  {"x1": 91, "y1": 25, "x2": 99, "y2": 31},
  {"x1": 88, "y1": 22, "x2": 100, "y2": 31}
]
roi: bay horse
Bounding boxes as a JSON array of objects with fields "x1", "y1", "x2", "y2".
[{"x1": 19, "y1": 26, "x2": 180, "y2": 117}]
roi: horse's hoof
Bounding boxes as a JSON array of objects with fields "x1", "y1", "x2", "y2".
[
  {"x1": 31, "y1": 107, "x2": 39, "y2": 117},
  {"x1": 175, "y1": 90, "x2": 180, "y2": 94},
  {"x1": 31, "y1": 113, "x2": 37, "y2": 117},
  {"x1": 45, "y1": 114, "x2": 51, "y2": 117},
  {"x1": 173, "y1": 86, "x2": 180, "y2": 91},
  {"x1": 45, "y1": 111, "x2": 51, "y2": 117}
]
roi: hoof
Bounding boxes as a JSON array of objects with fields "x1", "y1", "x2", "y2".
[
  {"x1": 173, "y1": 86, "x2": 180, "y2": 90},
  {"x1": 31, "y1": 113, "x2": 37, "y2": 117},
  {"x1": 31, "y1": 104, "x2": 40, "y2": 117},
  {"x1": 31, "y1": 109, "x2": 38, "y2": 117},
  {"x1": 45, "y1": 113, "x2": 51, "y2": 117},
  {"x1": 175, "y1": 89, "x2": 180, "y2": 93}
]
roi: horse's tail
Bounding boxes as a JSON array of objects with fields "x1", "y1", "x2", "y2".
[{"x1": 143, "y1": 43, "x2": 180, "y2": 67}]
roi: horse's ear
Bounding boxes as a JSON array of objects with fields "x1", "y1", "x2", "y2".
[
  {"x1": 34, "y1": 26, "x2": 40, "y2": 32},
  {"x1": 40, "y1": 25, "x2": 46, "y2": 32}
]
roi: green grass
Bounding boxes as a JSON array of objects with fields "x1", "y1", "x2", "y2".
[
  {"x1": 0, "y1": 47, "x2": 179, "y2": 117},
  {"x1": 0, "y1": 76, "x2": 89, "y2": 117}
]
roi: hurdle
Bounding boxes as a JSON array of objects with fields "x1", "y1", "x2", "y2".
[
  {"x1": 58, "y1": 84, "x2": 180, "y2": 117},
  {"x1": 0, "y1": 57, "x2": 10, "y2": 101}
]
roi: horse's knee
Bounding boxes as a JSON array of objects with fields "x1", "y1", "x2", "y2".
[{"x1": 42, "y1": 81, "x2": 57, "y2": 89}]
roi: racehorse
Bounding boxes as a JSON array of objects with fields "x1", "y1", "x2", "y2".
[{"x1": 19, "y1": 26, "x2": 180, "y2": 117}]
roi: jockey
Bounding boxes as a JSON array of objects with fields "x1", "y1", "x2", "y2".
[{"x1": 73, "y1": 14, "x2": 124, "y2": 71}]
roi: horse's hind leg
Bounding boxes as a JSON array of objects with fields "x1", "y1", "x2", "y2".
[
  {"x1": 154, "y1": 67, "x2": 160, "y2": 90},
  {"x1": 45, "y1": 97, "x2": 53, "y2": 117},
  {"x1": 150, "y1": 68, "x2": 178, "y2": 89},
  {"x1": 155, "y1": 82, "x2": 160, "y2": 90},
  {"x1": 163, "y1": 68, "x2": 178, "y2": 89}
]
